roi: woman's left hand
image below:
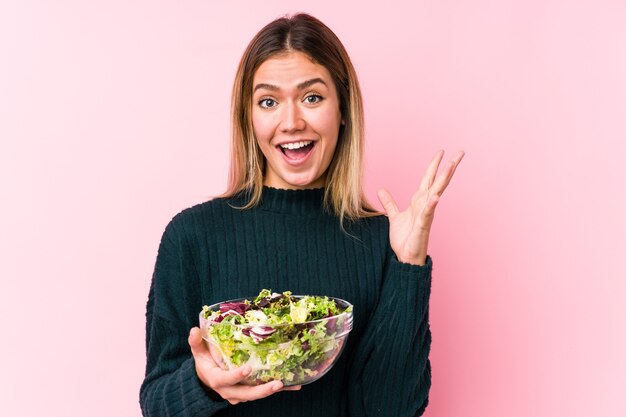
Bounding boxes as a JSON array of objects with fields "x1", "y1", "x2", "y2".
[{"x1": 377, "y1": 150, "x2": 465, "y2": 266}]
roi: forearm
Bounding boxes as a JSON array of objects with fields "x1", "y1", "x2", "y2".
[
  {"x1": 140, "y1": 357, "x2": 228, "y2": 417},
  {"x1": 140, "y1": 313, "x2": 228, "y2": 417},
  {"x1": 348, "y1": 256, "x2": 433, "y2": 417}
]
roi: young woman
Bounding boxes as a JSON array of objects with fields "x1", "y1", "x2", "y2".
[{"x1": 140, "y1": 13, "x2": 463, "y2": 417}]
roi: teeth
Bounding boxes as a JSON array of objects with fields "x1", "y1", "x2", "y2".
[{"x1": 280, "y1": 140, "x2": 312, "y2": 150}]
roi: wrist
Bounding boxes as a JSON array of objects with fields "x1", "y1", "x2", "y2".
[{"x1": 397, "y1": 254, "x2": 426, "y2": 266}]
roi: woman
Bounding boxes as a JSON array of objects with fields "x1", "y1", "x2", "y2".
[{"x1": 140, "y1": 13, "x2": 463, "y2": 417}]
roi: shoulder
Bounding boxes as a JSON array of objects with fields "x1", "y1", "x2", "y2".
[
  {"x1": 162, "y1": 196, "x2": 237, "y2": 241},
  {"x1": 174, "y1": 196, "x2": 233, "y2": 221}
]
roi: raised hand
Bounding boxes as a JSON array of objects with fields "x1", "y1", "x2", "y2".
[
  {"x1": 188, "y1": 327, "x2": 301, "y2": 405},
  {"x1": 377, "y1": 150, "x2": 464, "y2": 266}
]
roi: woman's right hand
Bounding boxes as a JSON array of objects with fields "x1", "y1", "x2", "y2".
[{"x1": 188, "y1": 327, "x2": 301, "y2": 405}]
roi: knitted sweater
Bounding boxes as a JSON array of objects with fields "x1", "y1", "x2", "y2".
[{"x1": 140, "y1": 187, "x2": 432, "y2": 417}]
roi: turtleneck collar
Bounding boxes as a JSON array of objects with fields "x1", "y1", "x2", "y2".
[
  {"x1": 229, "y1": 186, "x2": 328, "y2": 215},
  {"x1": 260, "y1": 186, "x2": 327, "y2": 214}
]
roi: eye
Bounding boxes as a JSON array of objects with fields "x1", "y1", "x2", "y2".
[
  {"x1": 304, "y1": 94, "x2": 323, "y2": 104},
  {"x1": 258, "y1": 98, "x2": 277, "y2": 109}
]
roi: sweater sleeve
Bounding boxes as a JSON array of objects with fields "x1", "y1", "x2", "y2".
[
  {"x1": 139, "y1": 215, "x2": 228, "y2": 417},
  {"x1": 347, "y1": 251, "x2": 433, "y2": 417}
]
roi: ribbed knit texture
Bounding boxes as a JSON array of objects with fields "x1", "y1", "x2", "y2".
[{"x1": 140, "y1": 187, "x2": 432, "y2": 417}]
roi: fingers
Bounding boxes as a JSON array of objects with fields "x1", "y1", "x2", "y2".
[
  {"x1": 209, "y1": 364, "x2": 254, "y2": 388},
  {"x1": 377, "y1": 188, "x2": 400, "y2": 218},
  {"x1": 189, "y1": 326, "x2": 300, "y2": 404},
  {"x1": 190, "y1": 329, "x2": 251, "y2": 387},
  {"x1": 430, "y1": 151, "x2": 464, "y2": 197},
  {"x1": 188, "y1": 327, "x2": 213, "y2": 362},
  {"x1": 421, "y1": 194, "x2": 440, "y2": 225},
  {"x1": 220, "y1": 380, "x2": 284, "y2": 405},
  {"x1": 281, "y1": 385, "x2": 302, "y2": 391},
  {"x1": 211, "y1": 377, "x2": 302, "y2": 405},
  {"x1": 190, "y1": 327, "x2": 249, "y2": 386},
  {"x1": 419, "y1": 149, "x2": 444, "y2": 191}
]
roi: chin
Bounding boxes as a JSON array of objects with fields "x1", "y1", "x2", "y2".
[{"x1": 282, "y1": 173, "x2": 322, "y2": 189}]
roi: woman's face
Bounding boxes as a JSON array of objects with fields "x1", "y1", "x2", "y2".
[{"x1": 251, "y1": 51, "x2": 342, "y2": 189}]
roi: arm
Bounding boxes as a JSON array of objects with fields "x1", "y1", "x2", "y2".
[
  {"x1": 347, "y1": 251, "x2": 432, "y2": 417},
  {"x1": 139, "y1": 212, "x2": 298, "y2": 416},
  {"x1": 139, "y1": 217, "x2": 228, "y2": 417},
  {"x1": 140, "y1": 311, "x2": 229, "y2": 416},
  {"x1": 347, "y1": 150, "x2": 463, "y2": 415}
]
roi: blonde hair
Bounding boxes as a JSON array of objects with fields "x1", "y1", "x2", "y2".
[{"x1": 223, "y1": 13, "x2": 378, "y2": 224}]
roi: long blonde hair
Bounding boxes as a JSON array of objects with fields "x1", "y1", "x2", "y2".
[{"x1": 223, "y1": 13, "x2": 378, "y2": 224}]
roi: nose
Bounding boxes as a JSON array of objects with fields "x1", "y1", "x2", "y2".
[{"x1": 279, "y1": 101, "x2": 306, "y2": 133}]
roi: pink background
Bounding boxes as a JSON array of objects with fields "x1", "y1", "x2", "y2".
[{"x1": 1, "y1": 1, "x2": 625, "y2": 416}]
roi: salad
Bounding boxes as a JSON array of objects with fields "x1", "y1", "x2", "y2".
[{"x1": 200, "y1": 289, "x2": 353, "y2": 385}]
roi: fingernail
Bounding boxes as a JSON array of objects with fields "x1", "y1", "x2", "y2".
[
  {"x1": 241, "y1": 366, "x2": 251, "y2": 376},
  {"x1": 272, "y1": 381, "x2": 283, "y2": 392}
]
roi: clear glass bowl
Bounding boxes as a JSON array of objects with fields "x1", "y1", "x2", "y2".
[{"x1": 199, "y1": 295, "x2": 353, "y2": 386}]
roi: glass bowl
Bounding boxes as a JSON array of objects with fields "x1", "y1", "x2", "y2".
[{"x1": 199, "y1": 295, "x2": 353, "y2": 386}]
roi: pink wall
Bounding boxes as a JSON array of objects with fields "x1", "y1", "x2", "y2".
[{"x1": 1, "y1": 1, "x2": 625, "y2": 416}]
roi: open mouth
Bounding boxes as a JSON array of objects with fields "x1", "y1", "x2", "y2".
[{"x1": 278, "y1": 140, "x2": 315, "y2": 160}]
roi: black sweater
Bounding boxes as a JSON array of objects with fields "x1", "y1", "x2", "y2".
[{"x1": 140, "y1": 187, "x2": 432, "y2": 416}]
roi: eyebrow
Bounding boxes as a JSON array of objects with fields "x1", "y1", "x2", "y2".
[{"x1": 253, "y1": 77, "x2": 327, "y2": 93}]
